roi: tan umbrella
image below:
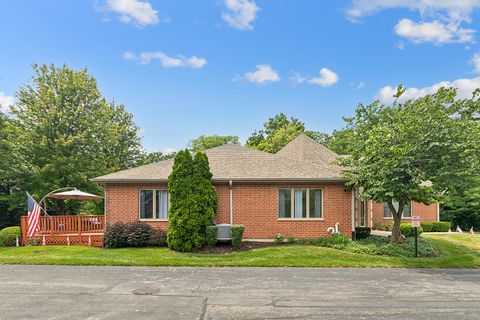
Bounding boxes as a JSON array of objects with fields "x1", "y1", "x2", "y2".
[{"x1": 47, "y1": 189, "x2": 103, "y2": 200}]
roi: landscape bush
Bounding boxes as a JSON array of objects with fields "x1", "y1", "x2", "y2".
[
  {"x1": 125, "y1": 221, "x2": 152, "y2": 247},
  {"x1": 104, "y1": 222, "x2": 128, "y2": 248},
  {"x1": 0, "y1": 226, "x2": 21, "y2": 246},
  {"x1": 400, "y1": 223, "x2": 423, "y2": 237},
  {"x1": 355, "y1": 227, "x2": 371, "y2": 239},
  {"x1": 205, "y1": 226, "x2": 218, "y2": 246},
  {"x1": 432, "y1": 221, "x2": 450, "y2": 232},
  {"x1": 373, "y1": 221, "x2": 393, "y2": 231},
  {"x1": 231, "y1": 225, "x2": 245, "y2": 249},
  {"x1": 291, "y1": 235, "x2": 438, "y2": 258},
  {"x1": 148, "y1": 228, "x2": 167, "y2": 246},
  {"x1": 104, "y1": 221, "x2": 164, "y2": 248},
  {"x1": 274, "y1": 234, "x2": 284, "y2": 245},
  {"x1": 420, "y1": 222, "x2": 433, "y2": 232}
]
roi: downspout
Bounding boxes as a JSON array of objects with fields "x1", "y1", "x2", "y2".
[
  {"x1": 436, "y1": 203, "x2": 440, "y2": 222},
  {"x1": 351, "y1": 188, "x2": 356, "y2": 240},
  {"x1": 229, "y1": 180, "x2": 233, "y2": 225}
]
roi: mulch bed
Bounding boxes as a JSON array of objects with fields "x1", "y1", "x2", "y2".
[{"x1": 194, "y1": 241, "x2": 284, "y2": 254}]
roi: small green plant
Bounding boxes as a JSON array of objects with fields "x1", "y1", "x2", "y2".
[
  {"x1": 420, "y1": 222, "x2": 433, "y2": 232},
  {"x1": 274, "y1": 233, "x2": 284, "y2": 245},
  {"x1": 330, "y1": 233, "x2": 351, "y2": 247},
  {"x1": 205, "y1": 226, "x2": 218, "y2": 247},
  {"x1": 0, "y1": 226, "x2": 21, "y2": 246},
  {"x1": 373, "y1": 221, "x2": 393, "y2": 231},
  {"x1": 400, "y1": 223, "x2": 423, "y2": 237},
  {"x1": 287, "y1": 237, "x2": 297, "y2": 244},
  {"x1": 355, "y1": 227, "x2": 371, "y2": 239},
  {"x1": 432, "y1": 221, "x2": 450, "y2": 232},
  {"x1": 231, "y1": 225, "x2": 245, "y2": 249},
  {"x1": 28, "y1": 237, "x2": 39, "y2": 246}
]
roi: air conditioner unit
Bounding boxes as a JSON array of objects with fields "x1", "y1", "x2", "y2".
[{"x1": 216, "y1": 224, "x2": 232, "y2": 241}]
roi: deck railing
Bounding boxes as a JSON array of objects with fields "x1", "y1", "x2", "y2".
[{"x1": 20, "y1": 215, "x2": 105, "y2": 246}]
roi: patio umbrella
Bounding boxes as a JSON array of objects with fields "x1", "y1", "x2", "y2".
[{"x1": 47, "y1": 189, "x2": 103, "y2": 200}]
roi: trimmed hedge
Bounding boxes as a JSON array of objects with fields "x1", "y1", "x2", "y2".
[
  {"x1": 355, "y1": 227, "x2": 371, "y2": 239},
  {"x1": 231, "y1": 225, "x2": 245, "y2": 249},
  {"x1": 400, "y1": 223, "x2": 423, "y2": 237},
  {"x1": 0, "y1": 226, "x2": 21, "y2": 246},
  {"x1": 149, "y1": 228, "x2": 167, "y2": 246},
  {"x1": 205, "y1": 226, "x2": 218, "y2": 247},
  {"x1": 432, "y1": 221, "x2": 450, "y2": 232},
  {"x1": 420, "y1": 222, "x2": 433, "y2": 232},
  {"x1": 104, "y1": 222, "x2": 128, "y2": 248}
]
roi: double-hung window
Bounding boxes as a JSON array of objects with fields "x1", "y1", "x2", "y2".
[
  {"x1": 139, "y1": 189, "x2": 169, "y2": 220},
  {"x1": 278, "y1": 188, "x2": 323, "y2": 219},
  {"x1": 383, "y1": 201, "x2": 411, "y2": 218}
]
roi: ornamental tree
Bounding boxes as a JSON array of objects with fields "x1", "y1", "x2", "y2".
[
  {"x1": 167, "y1": 150, "x2": 217, "y2": 251},
  {"x1": 340, "y1": 86, "x2": 480, "y2": 242}
]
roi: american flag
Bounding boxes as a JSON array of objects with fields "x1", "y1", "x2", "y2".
[{"x1": 27, "y1": 193, "x2": 42, "y2": 237}]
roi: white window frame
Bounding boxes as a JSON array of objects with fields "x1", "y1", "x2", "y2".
[
  {"x1": 139, "y1": 189, "x2": 169, "y2": 221},
  {"x1": 383, "y1": 201, "x2": 412, "y2": 220},
  {"x1": 278, "y1": 188, "x2": 324, "y2": 220}
]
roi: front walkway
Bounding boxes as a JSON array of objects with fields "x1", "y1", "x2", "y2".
[{"x1": 0, "y1": 265, "x2": 478, "y2": 319}]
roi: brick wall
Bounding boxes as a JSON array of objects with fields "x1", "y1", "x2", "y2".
[
  {"x1": 369, "y1": 200, "x2": 438, "y2": 228},
  {"x1": 104, "y1": 182, "x2": 353, "y2": 239}
]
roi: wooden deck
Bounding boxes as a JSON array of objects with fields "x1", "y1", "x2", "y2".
[{"x1": 20, "y1": 215, "x2": 105, "y2": 246}]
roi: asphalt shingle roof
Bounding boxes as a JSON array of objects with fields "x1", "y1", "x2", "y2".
[{"x1": 91, "y1": 134, "x2": 344, "y2": 183}]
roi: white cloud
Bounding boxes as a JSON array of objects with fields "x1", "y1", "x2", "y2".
[
  {"x1": 350, "y1": 81, "x2": 365, "y2": 89},
  {"x1": 159, "y1": 147, "x2": 176, "y2": 154},
  {"x1": 222, "y1": 0, "x2": 259, "y2": 31},
  {"x1": 123, "y1": 51, "x2": 207, "y2": 69},
  {"x1": 0, "y1": 92, "x2": 14, "y2": 113},
  {"x1": 471, "y1": 52, "x2": 480, "y2": 73},
  {"x1": 346, "y1": 0, "x2": 479, "y2": 44},
  {"x1": 308, "y1": 68, "x2": 339, "y2": 87},
  {"x1": 394, "y1": 18, "x2": 474, "y2": 44},
  {"x1": 105, "y1": 0, "x2": 159, "y2": 27},
  {"x1": 244, "y1": 65, "x2": 280, "y2": 84},
  {"x1": 377, "y1": 78, "x2": 480, "y2": 103},
  {"x1": 290, "y1": 72, "x2": 307, "y2": 86}
]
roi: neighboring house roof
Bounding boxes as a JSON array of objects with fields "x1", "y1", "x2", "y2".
[
  {"x1": 276, "y1": 133, "x2": 339, "y2": 166},
  {"x1": 91, "y1": 134, "x2": 344, "y2": 183}
]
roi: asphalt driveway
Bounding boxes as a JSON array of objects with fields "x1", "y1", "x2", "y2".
[{"x1": 0, "y1": 265, "x2": 478, "y2": 319}]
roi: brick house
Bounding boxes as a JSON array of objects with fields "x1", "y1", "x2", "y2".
[{"x1": 92, "y1": 134, "x2": 439, "y2": 240}]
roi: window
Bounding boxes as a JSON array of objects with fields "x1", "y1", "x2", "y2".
[
  {"x1": 140, "y1": 189, "x2": 169, "y2": 220},
  {"x1": 278, "y1": 188, "x2": 323, "y2": 219},
  {"x1": 384, "y1": 201, "x2": 411, "y2": 218},
  {"x1": 279, "y1": 189, "x2": 292, "y2": 218}
]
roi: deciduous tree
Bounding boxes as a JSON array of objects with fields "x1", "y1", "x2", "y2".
[{"x1": 340, "y1": 86, "x2": 480, "y2": 242}]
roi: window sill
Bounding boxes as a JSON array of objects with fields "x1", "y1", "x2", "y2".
[
  {"x1": 278, "y1": 218, "x2": 324, "y2": 221},
  {"x1": 139, "y1": 219, "x2": 169, "y2": 222},
  {"x1": 383, "y1": 217, "x2": 412, "y2": 220}
]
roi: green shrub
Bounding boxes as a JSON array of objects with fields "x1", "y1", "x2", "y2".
[
  {"x1": 103, "y1": 222, "x2": 127, "y2": 248},
  {"x1": 330, "y1": 233, "x2": 351, "y2": 246},
  {"x1": 432, "y1": 221, "x2": 450, "y2": 232},
  {"x1": 373, "y1": 221, "x2": 393, "y2": 231},
  {"x1": 420, "y1": 222, "x2": 433, "y2": 232},
  {"x1": 205, "y1": 226, "x2": 218, "y2": 246},
  {"x1": 0, "y1": 226, "x2": 21, "y2": 246},
  {"x1": 274, "y1": 233, "x2": 284, "y2": 245},
  {"x1": 400, "y1": 223, "x2": 423, "y2": 237},
  {"x1": 231, "y1": 225, "x2": 245, "y2": 249},
  {"x1": 149, "y1": 228, "x2": 167, "y2": 247},
  {"x1": 125, "y1": 221, "x2": 152, "y2": 247},
  {"x1": 355, "y1": 227, "x2": 371, "y2": 239}
]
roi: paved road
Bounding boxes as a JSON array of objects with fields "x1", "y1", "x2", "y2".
[{"x1": 0, "y1": 265, "x2": 478, "y2": 319}]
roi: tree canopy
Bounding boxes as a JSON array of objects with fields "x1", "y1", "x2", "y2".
[
  {"x1": 340, "y1": 86, "x2": 480, "y2": 242},
  {"x1": 245, "y1": 113, "x2": 350, "y2": 154},
  {"x1": 188, "y1": 134, "x2": 239, "y2": 152},
  {"x1": 3, "y1": 64, "x2": 144, "y2": 217}
]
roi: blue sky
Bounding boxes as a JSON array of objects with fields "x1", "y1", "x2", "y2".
[{"x1": 1, "y1": 0, "x2": 480, "y2": 153}]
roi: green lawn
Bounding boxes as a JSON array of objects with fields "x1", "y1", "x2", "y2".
[{"x1": 0, "y1": 234, "x2": 478, "y2": 268}]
